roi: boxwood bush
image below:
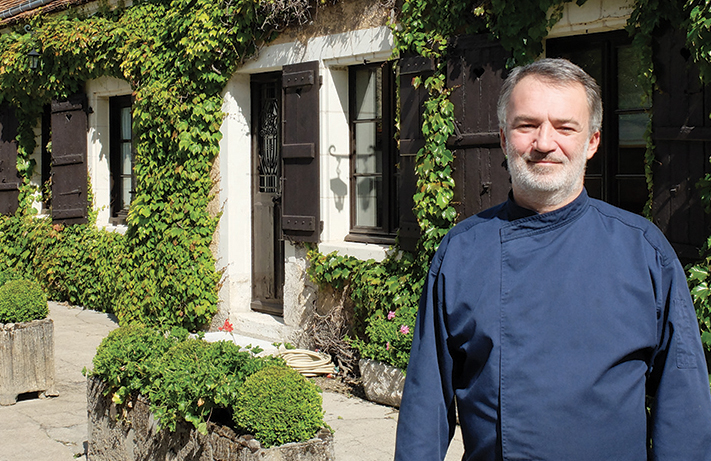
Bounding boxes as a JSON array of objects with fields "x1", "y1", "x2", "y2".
[
  {"x1": 0, "y1": 279, "x2": 48, "y2": 323},
  {"x1": 234, "y1": 366, "x2": 326, "y2": 448}
]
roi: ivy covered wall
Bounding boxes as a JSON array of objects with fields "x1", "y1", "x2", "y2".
[{"x1": 0, "y1": 0, "x2": 303, "y2": 329}]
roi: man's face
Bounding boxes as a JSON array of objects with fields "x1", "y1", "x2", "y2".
[{"x1": 500, "y1": 75, "x2": 600, "y2": 211}]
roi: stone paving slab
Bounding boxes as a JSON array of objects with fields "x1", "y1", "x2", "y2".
[{"x1": 0, "y1": 302, "x2": 466, "y2": 461}]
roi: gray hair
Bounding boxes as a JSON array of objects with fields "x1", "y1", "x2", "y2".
[{"x1": 497, "y1": 58, "x2": 603, "y2": 135}]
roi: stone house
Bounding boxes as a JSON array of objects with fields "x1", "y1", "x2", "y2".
[{"x1": 0, "y1": 0, "x2": 708, "y2": 343}]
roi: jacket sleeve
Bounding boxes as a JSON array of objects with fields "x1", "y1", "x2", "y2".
[
  {"x1": 649, "y1": 258, "x2": 711, "y2": 459},
  {"x1": 394, "y1": 247, "x2": 457, "y2": 461}
]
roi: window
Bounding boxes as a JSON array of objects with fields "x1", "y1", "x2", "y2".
[
  {"x1": 547, "y1": 31, "x2": 651, "y2": 215},
  {"x1": 348, "y1": 61, "x2": 398, "y2": 242},
  {"x1": 109, "y1": 95, "x2": 134, "y2": 223}
]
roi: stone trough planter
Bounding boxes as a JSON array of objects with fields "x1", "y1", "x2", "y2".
[
  {"x1": 0, "y1": 318, "x2": 57, "y2": 405},
  {"x1": 87, "y1": 376, "x2": 335, "y2": 461},
  {"x1": 359, "y1": 358, "x2": 405, "y2": 408}
]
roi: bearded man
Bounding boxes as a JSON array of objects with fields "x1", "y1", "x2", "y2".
[{"x1": 394, "y1": 58, "x2": 711, "y2": 460}]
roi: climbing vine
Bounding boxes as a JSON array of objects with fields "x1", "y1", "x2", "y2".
[
  {"x1": 0, "y1": 0, "x2": 307, "y2": 329},
  {"x1": 310, "y1": 0, "x2": 711, "y2": 368}
]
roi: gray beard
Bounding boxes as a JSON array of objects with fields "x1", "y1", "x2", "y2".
[{"x1": 506, "y1": 142, "x2": 587, "y2": 210}]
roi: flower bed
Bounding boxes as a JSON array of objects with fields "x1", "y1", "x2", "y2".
[{"x1": 87, "y1": 376, "x2": 335, "y2": 461}]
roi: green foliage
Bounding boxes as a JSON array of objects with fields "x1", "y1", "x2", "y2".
[
  {"x1": 0, "y1": 0, "x2": 310, "y2": 329},
  {"x1": 148, "y1": 338, "x2": 283, "y2": 434},
  {"x1": 688, "y1": 257, "x2": 711, "y2": 349},
  {"x1": 89, "y1": 324, "x2": 302, "y2": 441},
  {"x1": 0, "y1": 279, "x2": 48, "y2": 323},
  {"x1": 234, "y1": 366, "x2": 326, "y2": 448},
  {"x1": 681, "y1": 0, "x2": 711, "y2": 351},
  {"x1": 0, "y1": 268, "x2": 23, "y2": 288},
  {"x1": 308, "y1": 249, "x2": 423, "y2": 370},
  {"x1": 89, "y1": 323, "x2": 180, "y2": 405},
  {"x1": 0, "y1": 212, "x2": 127, "y2": 313}
]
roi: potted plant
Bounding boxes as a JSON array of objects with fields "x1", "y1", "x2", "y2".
[
  {"x1": 0, "y1": 273, "x2": 56, "y2": 405},
  {"x1": 86, "y1": 324, "x2": 334, "y2": 460}
]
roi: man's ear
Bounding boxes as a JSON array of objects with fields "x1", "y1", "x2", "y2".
[
  {"x1": 586, "y1": 130, "x2": 600, "y2": 160},
  {"x1": 500, "y1": 128, "x2": 507, "y2": 153}
]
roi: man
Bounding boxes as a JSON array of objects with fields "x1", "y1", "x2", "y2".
[{"x1": 394, "y1": 58, "x2": 711, "y2": 460}]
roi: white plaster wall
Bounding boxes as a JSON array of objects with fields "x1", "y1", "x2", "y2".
[
  {"x1": 85, "y1": 76, "x2": 132, "y2": 228},
  {"x1": 216, "y1": 74, "x2": 253, "y2": 322},
  {"x1": 548, "y1": 0, "x2": 633, "y2": 39}
]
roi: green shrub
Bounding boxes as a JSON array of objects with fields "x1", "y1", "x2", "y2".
[
  {"x1": 0, "y1": 279, "x2": 48, "y2": 323},
  {"x1": 90, "y1": 323, "x2": 180, "y2": 404},
  {"x1": 148, "y1": 339, "x2": 283, "y2": 434},
  {"x1": 234, "y1": 366, "x2": 326, "y2": 448},
  {"x1": 0, "y1": 268, "x2": 22, "y2": 288}
]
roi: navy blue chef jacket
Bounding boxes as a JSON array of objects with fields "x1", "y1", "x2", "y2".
[{"x1": 395, "y1": 190, "x2": 711, "y2": 460}]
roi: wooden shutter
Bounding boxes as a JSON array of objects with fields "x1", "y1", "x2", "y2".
[
  {"x1": 281, "y1": 61, "x2": 320, "y2": 243},
  {"x1": 51, "y1": 93, "x2": 88, "y2": 225},
  {"x1": 651, "y1": 26, "x2": 711, "y2": 261},
  {"x1": 398, "y1": 55, "x2": 434, "y2": 252},
  {"x1": 447, "y1": 34, "x2": 510, "y2": 221},
  {"x1": 0, "y1": 103, "x2": 20, "y2": 216}
]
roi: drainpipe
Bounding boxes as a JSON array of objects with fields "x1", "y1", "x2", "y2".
[{"x1": 0, "y1": 0, "x2": 56, "y2": 20}]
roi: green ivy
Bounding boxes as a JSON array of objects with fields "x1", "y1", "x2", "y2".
[{"x1": 0, "y1": 0, "x2": 302, "y2": 329}]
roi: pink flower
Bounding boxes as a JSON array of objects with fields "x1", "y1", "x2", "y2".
[
  {"x1": 387, "y1": 311, "x2": 396, "y2": 320},
  {"x1": 219, "y1": 319, "x2": 234, "y2": 333},
  {"x1": 400, "y1": 325, "x2": 410, "y2": 335},
  {"x1": 386, "y1": 341, "x2": 390, "y2": 351}
]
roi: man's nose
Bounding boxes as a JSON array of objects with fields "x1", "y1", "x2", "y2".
[{"x1": 532, "y1": 123, "x2": 556, "y2": 153}]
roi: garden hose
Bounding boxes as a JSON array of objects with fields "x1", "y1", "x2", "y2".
[{"x1": 279, "y1": 349, "x2": 335, "y2": 377}]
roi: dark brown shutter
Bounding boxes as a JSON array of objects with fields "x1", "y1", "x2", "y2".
[
  {"x1": 51, "y1": 93, "x2": 88, "y2": 225},
  {"x1": 281, "y1": 61, "x2": 320, "y2": 243},
  {"x1": 0, "y1": 103, "x2": 20, "y2": 216},
  {"x1": 651, "y1": 26, "x2": 711, "y2": 261},
  {"x1": 446, "y1": 34, "x2": 510, "y2": 221},
  {"x1": 398, "y1": 55, "x2": 434, "y2": 252}
]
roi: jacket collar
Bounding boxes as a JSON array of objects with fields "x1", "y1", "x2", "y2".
[{"x1": 499, "y1": 189, "x2": 590, "y2": 240}]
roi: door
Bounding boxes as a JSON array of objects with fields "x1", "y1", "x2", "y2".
[
  {"x1": 250, "y1": 62, "x2": 320, "y2": 316},
  {"x1": 251, "y1": 73, "x2": 285, "y2": 315}
]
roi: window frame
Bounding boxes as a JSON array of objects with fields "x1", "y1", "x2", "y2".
[
  {"x1": 346, "y1": 61, "x2": 399, "y2": 244},
  {"x1": 109, "y1": 94, "x2": 134, "y2": 224},
  {"x1": 547, "y1": 30, "x2": 651, "y2": 215}
]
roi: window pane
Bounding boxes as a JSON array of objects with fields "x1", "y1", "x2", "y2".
[
  {"x1": 121, "y1": 143, "x2": 132, "y2": 175},
  {"x1": 585, "y1": 177, "x2": 603, "y2": 201},
  {"x1": 122, "y1": 177, "x2": 132, "y2": 209},
  {"x1": 355, "y1": 176, "x2": 382, "y2": 227},
  {"x1": 618, "y1": 147, "x2": 645, "y2": 175},
  {"x1": 120, "y1": 107, "x2": 131, "y2": 140},
  {"x1": 354, "y1": 122, "x2": 382, "y2": 174},
  {"x1": 355, "y1": 67, "x2": 382, "y2": 120},
  {"x1": 555, "y1": 48, "x2": 602, "y2": 88},
  {"x1": 619, "y1": 112, "x2": 648, "y2": 148},
  {"x1": 618, "y1": 177, "x2": 647, "y2": 214},
  {"x1": 618, "y1": 46, "x2": 650, "y2": 110}
]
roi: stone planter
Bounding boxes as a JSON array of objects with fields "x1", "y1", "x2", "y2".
[
  {"x1": 359, "y1": 358, "x2": 405, "y2": 407},
  {"x1": 0, "y1": 318, "x2": 57, "y2": 405},
  {"x1": 87, "y1": 376, "x2": 335, "y2": 461}
]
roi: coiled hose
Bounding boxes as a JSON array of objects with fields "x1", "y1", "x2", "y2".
[{"x1": 280, "y1": 349, "x2": 335, "y2": 377}]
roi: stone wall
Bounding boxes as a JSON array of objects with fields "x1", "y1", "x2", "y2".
[{"x1": 87, "y1": 377, "x2": 335, "y2": 461}]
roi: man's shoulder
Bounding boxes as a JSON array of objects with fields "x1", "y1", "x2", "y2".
[
  {"x1": 587, "y1": 198, "x2": 676, "y2": 264},
  {"x1": 432, "y1": 202, "x2": 506, "y2": 267},
  {"x1": 447, "y1": 202, "x2": 506, "y2": 239}
]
